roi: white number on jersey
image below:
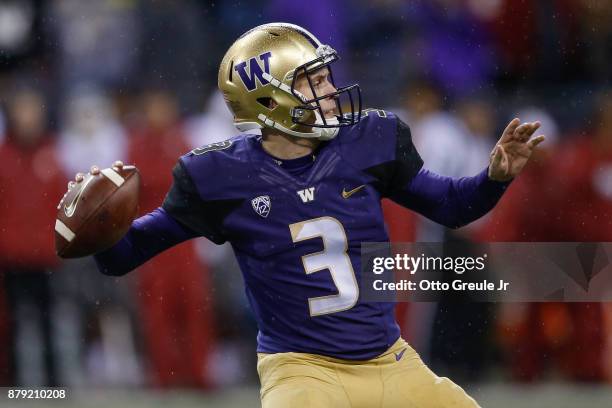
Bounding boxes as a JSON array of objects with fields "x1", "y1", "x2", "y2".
[{"x1": 289, "y1": 217, "x2": 359, "y2": 316}]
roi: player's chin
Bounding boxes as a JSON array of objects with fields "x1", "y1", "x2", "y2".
[{"x1": 323, "y1": 109, "x2": 339, "y2": 120}]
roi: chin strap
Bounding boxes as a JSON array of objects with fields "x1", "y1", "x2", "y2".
[
  {"x1": 256, "y1": 113, "x2": 339, "y2": 140},
  {"x1": 254, "y1": 72, "x2": 340, "y2": 141}
]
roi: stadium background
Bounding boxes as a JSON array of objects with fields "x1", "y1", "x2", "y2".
[{"x1": 0, "y1": 0, "x2": 611, "y2": 407}]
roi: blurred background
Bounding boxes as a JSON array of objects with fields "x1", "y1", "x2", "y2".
[{"x1": 0, "y1": 0, "x2": 611, "y2": 407}]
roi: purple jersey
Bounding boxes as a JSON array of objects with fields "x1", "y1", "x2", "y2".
[
  {"x1": 95, "y1": 110, "x2": 510, "y2": 360},
  {"x1": 161, "y1": 111, "x2": 422, "y2": 359}
]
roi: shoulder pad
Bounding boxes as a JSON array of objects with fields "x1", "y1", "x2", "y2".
[
  {"x1": 180, "y1": 135, "x2": 253, "y2": 200},
  {"x1": 337, "y1": 110, "x2": 423, "y2": 196},
  {"x1": 337, "y1": 109, "x2": 399, "y2": 170}
]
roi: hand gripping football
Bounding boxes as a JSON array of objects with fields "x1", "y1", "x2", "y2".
[{"x1": 55, "y1": 165, "x2": 140, "y2": 258}]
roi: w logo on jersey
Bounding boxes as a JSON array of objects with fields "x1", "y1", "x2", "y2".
[
  {"x1": 297, "y1": 187, "x2": 315, "y2": 203},
  {"x1": 251, "y1": 195, "x2": 271, "y2": 218},
  {"x1": 234, "y1": 52, "x2": 272, "y2": 91}
]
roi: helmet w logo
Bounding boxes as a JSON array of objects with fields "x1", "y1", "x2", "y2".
[{"x1": 234, "y1": 52, "x2": 272, "y2": 91}]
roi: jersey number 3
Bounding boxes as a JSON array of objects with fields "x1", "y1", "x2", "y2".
[{"x1": 289, "y1": 217, "x2": 359, "y2": 317}]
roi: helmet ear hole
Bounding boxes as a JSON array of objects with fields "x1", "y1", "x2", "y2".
[{"x1": 256, "y1": 97, "x2": 277, "y2": 110}]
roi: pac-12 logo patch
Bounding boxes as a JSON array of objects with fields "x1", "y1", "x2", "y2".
[
  {"x1": 251, "y1": 195, "x2": 271, "y2": 218},
  {"x1": 234, "y1": 51, "x2": 272, "y2": 91}
]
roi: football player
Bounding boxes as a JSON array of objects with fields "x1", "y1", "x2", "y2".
[{"x1": 85, "y1": 23, "x2": 545, "y2": 407}]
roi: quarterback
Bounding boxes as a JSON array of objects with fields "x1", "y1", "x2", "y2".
[{"x1": 87, "y1": 23, "x2": 544, "y2": 407}]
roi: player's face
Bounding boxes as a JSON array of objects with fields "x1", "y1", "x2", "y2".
[{"x1": 294, "y1": 66, "x2": 338, "y2": 119}]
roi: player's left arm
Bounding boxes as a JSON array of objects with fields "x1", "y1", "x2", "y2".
[
  {"x1": 389, "y1": 118, "x2": 545, "y2": 229},
  {"x1": 392, "y1": 167, "x2": 509, "y2": 228}
]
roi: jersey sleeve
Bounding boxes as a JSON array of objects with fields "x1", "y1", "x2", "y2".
[
  {"x1": 387, "y1": 118, "x2": 424, "y2": 195},
  {"x1": 94, "y1": 207, "x2": 198, "y2": 276},
  {"x1": 349, "y1": 113, "x2": 423, "y2": 197},
  {"x1": 161, "y1": 158, "x2": 227, "y2": 244},
  {"x1": 392, "y1": 167, "x2": 512, "y2": 229}
]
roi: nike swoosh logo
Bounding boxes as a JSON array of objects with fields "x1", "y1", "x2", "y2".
[
  {"x1": 394, "y1": 348, "x2": 406, "y2": 361},
  {"x1": 342, "y1": 184, "x2": 365, "y2": 199},
  {"x1": 64, "y1": 175, "x2": 94, "y2": 218}
]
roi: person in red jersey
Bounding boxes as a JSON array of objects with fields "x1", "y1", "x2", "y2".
[
  {"x1": 548, "y1": 94, "x2": 612, "y2": 382},
  {"x1": 554, "y1": 94, "x2": 612, "y2": 242},
  {"x1": 0, "y1": 88, "x2": 65, "y2": 386},
  {"x1": 476, "y1": 102, "x2": 609, "y2": 382},
  {"x1": 128, "y1": 89, "x2": 215, "y2": 388}
]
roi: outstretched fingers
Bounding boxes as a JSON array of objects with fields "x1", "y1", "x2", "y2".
[
  {"x1": 527, "y1": 135, "x2": 546, "y2": 149},
  {"x1": 527, "y1": 121, "x2": 541, "y2": 137},
  {"x1": 521, "y1": 122, "x2": 541, "y2": 142},
  {"x1": 516, "y1": 122, "x2": 541, "y2": 142},
  {"x1": 500, "y1": 118, "x2": 521, "y2": 143}
]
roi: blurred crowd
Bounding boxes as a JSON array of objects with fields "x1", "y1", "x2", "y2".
[{"x1": 0, "y1": 0, "x2": 611, "y2": 390}]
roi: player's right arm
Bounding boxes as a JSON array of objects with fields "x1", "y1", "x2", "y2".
[
  {"x1": 94, "y1": 206, "x2": 197, "y2": 276},
  {"x1": 93, "y1": 156, "x2": 225, "y2": 276}
]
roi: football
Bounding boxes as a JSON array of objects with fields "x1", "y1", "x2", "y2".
[{"x1": 55, "y1": 165, "x2": 140, "y2": 258}]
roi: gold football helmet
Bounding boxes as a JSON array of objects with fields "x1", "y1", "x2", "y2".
[{"x1": 218, "y1": 22, "x2": 361, "y2": 140}]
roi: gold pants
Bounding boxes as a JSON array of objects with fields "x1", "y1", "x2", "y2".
[{"x1": 257, "y1": 337, "x2": 480, "y2": 408}]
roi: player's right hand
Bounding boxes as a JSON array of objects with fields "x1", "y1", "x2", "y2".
[
  {"x1": 73, "y1": 161, "x2": 123, "y2": 185},
  {"x1": 56, "y1": 159, "x2": 140, "y2": 259},
  {"x1": 62, "y1": 160, "x2": 126, "y2": 209}
]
